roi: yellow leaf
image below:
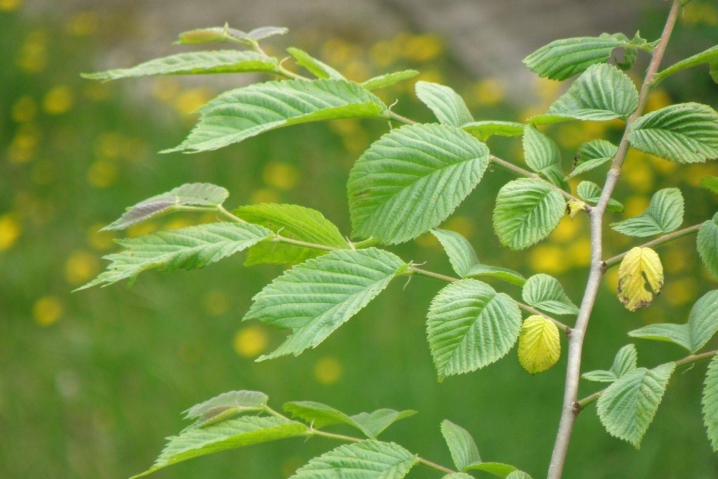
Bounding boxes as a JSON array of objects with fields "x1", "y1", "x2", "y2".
[
  {"x1": 567, "y1": 200, "x2": 587, "y2": 219},
  {"x1": 518, "y1": 315, "x2": 561, "y2": 374},
  {"x1": 617, "y1": 247, "x2": 664, "y2": 312}
]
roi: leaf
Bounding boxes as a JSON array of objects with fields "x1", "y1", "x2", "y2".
[
  {"x1": 175, "y1": 25, "x2": 288, "y2": 46},
  {"x1": 82, "y1": 51, "x2": 278, "y2": 81},
  {"x1": 430, "y1": 229, "x2": 525, "y2": 286},
  {"x1": 462, "y1": 121, "x2": 524, "y2": 142},
  {"x1": 582, "y1": 344, "x2": 638, "y2": 383},
  {"x1": 576, "y1": 181, "x2": 623, "y2": 213},
  {"x1": 611, "y1": 188, "x2": 684, "y2": 237},
  {"x1": 76, "y1": 222, "x2": 272, "y2": 290},
  {"x1": 703, "y1": 354, "x2": 718, "y2": 452},
  {"x1": 517, "y1": 315, "x2": 561, "y2": 374},
  {"x1": 700, "y1": 176, "x2": 718, "y2": 195},
  {"x1": 244, "y1": 248, "x2": 406, "y2": 360},
  {"x1": 289, "y1": 440, "x2": 417, "y2": 479},
  {"x1": 654, "y1": 45, "x2": 718, "y2": 86},
  {"x1": 443, "y1": 474, "x2": 475, "y2": 479},
  {"x1": 287, "y1": 47, "x2": 345, "y2": 79},
  {"x1": 427, "y1": 279, "x2": 522, "y2": 380},
  {"x1": 415, "y1": 81, "x2": 474, "y2": 127},
  {"x1": 531, "y1": 64, "x2": 639, "y2": 124},
  {"x1": 131, "y1": 416, "x2": 308, "y2": 478},
  {"x1": 283, "y1": 401, "x2": 416, "y2": 439},
  {"x1": 629, "y1": 290, "x2": 718, "y2": 353},
  {"x1": 522, "y1": 125, "x2": 567, "y2": 189},
  {"x1": 441, "y1": 420, "x2": 481, "y2": 471},
  {"x1": 566, "y1": 139, "x2": 617, "y2": 179},
  {"x1": 617, "y1": 247, "x2": 664, "y2": 312},
  {"x1": 361, "y1": 70, "x2": 419, "y2": 91},
  {"x1": 348, "y1": 124, "x2": 490, "y2": 244},
  {"x1": 183, "y1": 390, "x2": 268, "y2": 428},
  {"x1": 628, "y1": 102, "x2": 718, "y2": 164},
  {"x1": 522, "y1": 274, "x2": 579, "y2": 316},
  {"x1": 698, "y1": 213, "x2": 718, "y2": 280},
  {"x1": 463, "y1": 462, "x2": 518, "y2": 478},
  {"x1": 234, "y1": 204, "x2": 348, "y2": 266},
  {"x1": 165, "y1": 79, "x2": 387, "y2": 153},
  {"x1": 493, "y1": 178, "x2": 566, "y2": 250},
  {"x1": 522, "y1": 34, "x2": 629, "y2": 81},
  {"x1": 597, "y1": 363, "x2": 675, "y2": 448},
  {"x1": 506, "y1": 472, "x2": 534, "y2": 479},
  {"x1": 102, "y1": 183, "x2": 229, "y2": 231}
]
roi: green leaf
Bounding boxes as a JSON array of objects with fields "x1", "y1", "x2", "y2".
[
  {"x1": 289, "y1": 440, "x2": 417, "y2": 479},
  {"x1": 702, "y1": 354, "x2": 718, "y2": 452},
  {"x1": 102, "y1": 183, "x2": 229, "y2": 231},
  {"x1": 287, "y1": 47, "x2": 345, "y2": 79},
  {"x1": 441, "y1": 420, "x2": 481, "y2": 471},
  {"x1": 443, "y1": 473, "x2": 475, "y2": 479},
  {"x1": 77, "y1": 222, "x2": 272, "y2": 290},
  {"x1": 566, "y1": 140, "x2": 617, "y2": 179},
  {"x1": 611, "y1": 188, "x2": 684, "y2": 237},
  {"x1": 654, "y1": 45, "x2": 718, "y2": 86},
  {"x1": 427, "y1": 279, "x2": 522, "y2": 380},
  {"x1": 629, "y1": 290, "x2": 718, "y2": 353},
  {"x1": 283, "y1": 401, "x2": 415, "y2": 439},
  {"x1": 577, "y1": 181, "x2": 623, "y2": 213},
  {"x1": 582, "y1": 344, "x2": 638, "y2": 383},
  {"x1": 698, "y1": 213, "x2": 718, "y2": 280},
  {"x1": 531, "y1": 64, "x2": 639, "y2": 124},
  {"x1": 462, "y1": 121, "x2": 525, "y2": 141},
  {"x1": 430, "y1": 229, "x2": 525, "y2": 286},
  {"x1": 522, "y1": 125, "x2": 567, "y2": 189},
  {"x1": 522, "y1": 274, "x2": 579, "y2": 315},
  {"x1": 700, "y1": 176, "x2": 718, "y2": 195},
  {"x1": 361, "y1": 70, "x2": 419, "y2": 91},
  {"x1": 234, "y1": 204, "x2": 348, "y2": 266},
  {"x1": 174, "y1": 25, "x2": 287, "y2": 46},
  {"x1": 628, "y1": 102, "x2": 718, "y2": 164},
  {"x1": 493, "y1": 178, "x2": 566, "y2": 250},
  {"x1": 415, "y1": 81, "x2": 474, "y2": 127},
  {"x1": 464, "y1": 462, "x2": 517, "y2": 478},
  {"x1": 506, "y1": 472, "x2": 534, "y2": 479},
  {"x1": 522, "y1": 34, "x2": 628, "y2": 81},
  {"x1": 245, "y1": 248, "x2": 406, "y2": 360},
  {"x1": 131, "y1": 416, "x2": 308, "y2": 478},
  {"x1": 82, "y1": 51, "x2": 278, "y2": 81},
  {"x1": 165, "y1": 79, "x2": 387, "y2": 153},
  {"x1": 183, "y1": 390, "x2": 268, "y2": 428},
  {"x1": 348, "y1": 124, "x2": 490, "y2": 244},
  {"x1": 597, "y1": 363, "x2": 675, "y2": 448}
]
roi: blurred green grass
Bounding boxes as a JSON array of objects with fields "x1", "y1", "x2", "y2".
[{"x1": 1, "y1": 2, "x2": 718, "y2": 478}]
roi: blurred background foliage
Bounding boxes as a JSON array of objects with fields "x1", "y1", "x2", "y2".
[{"x1": 1, "y1": 1, "x2": 718, "y2": 478}]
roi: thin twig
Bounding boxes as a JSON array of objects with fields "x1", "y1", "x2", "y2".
[{"x1": 603, "y1": 223, "x2": 703, "y2": 269}]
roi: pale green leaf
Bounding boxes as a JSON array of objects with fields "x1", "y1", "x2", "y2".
[
  {"x1": 517, "y1": 315, "x2": 561, "y2": 374},
  {"x1": 629, "y1": 290, "x2": 718, "y2": 353},
  {"x1": 183, "y1": 390, "x2": 268, "y2": 428},
  {"x1": 597, "y1": 363, "x2": 675, "y2": 448},
  {"x1": 583, "y1": 344, "x2": 637, "y2": 383},
  {"x1": 698, "y1": 213, "x2": 718, "y2": 280},
  {"x1": 522, "y1": 34, "x2": 628, "y2": 81},
  {"x1": 234, "y1": 204, "x2": 348, "y2": 266},
  {"x1": 462, "y1": 121, "x2": 524, "y2": 141},
  {"x1": 165, "y1": 79, "x2": 387, "y2": 153},
  {"x1": 102, "y1": 183, "x2": 229, "y2": 231},
  {"x1": 566, "y1": 140, "x2": 617, "y2": 179},
  {"x1": 617, "y1": 247, "x2": 664, "y2": 312},
  {"x1": 654, "y1": 45, "x2": 718, "y2": 86},
  {"x1": 576, "y1": 180, "x2": 623, "y2": 212},
  {"x1": 361, "y1": 70, "x2": 419, "y2": 90},
  {"x1": 582, "y1": 370, "x2": 621, "y2": 383},
  {"x1": 287, "y1": 47, "x2": 345, "y2": 79},
  {"x1": 522, "y1": 125, "x2": 567, "y2": 188},
  {"x1": 441, "y1": 420, "x2": 481, "y2": 471},
  {"x1": 76, "y1": 222, "x2": 272, "y2": 290},
  {"x1": 522, "y1": 274, "x2": 579, "y2": 315},
  {"x1": 289, "y1": 440, "x2": 417, "y2": 479},
  {"x1": 244, "y1": 248, "x2": 406, "y2": 360},
  {"x1": 82, "y1": 51, "x2": 278, "y2": 81},
  {"x1": 443, "y1": 473, "x2": 475, "y2": 479},
  {"x1": 349, "y1": 410, "x2": 418, "y2": 439},
  {"x1": 506, "y1": 472, "x2": 534, "y2": 479},
  {"x1": 463, "y1": 264, "x2": 526, "y2": 287},
  {"x1": 131, "y1": 416, "x2": 308, "y2": 478},
  {"x1": 415, "y1": 81, "x2": 474, "y2": 127},
  {"x1": 464, "y1": 462, "x2": 517, "y2": 477},
  {"x1": 427, "y1": 279, "x2": 522, "y2": 380},
  {"x1": 702, "y1": 354, "x2": 718, "y2": 451},
  {"x1": 611, "y1": 188, "x2": 684, "y2": 237},
  {"x1": 348, "y1": 124, "x2": 490, "y2": 244},
  {"x1": 531, "y1": 64, "x2": 638, "y2": 124},
  {"x1": 628, "y1": 102, "x2": 718, "y2": 164}
]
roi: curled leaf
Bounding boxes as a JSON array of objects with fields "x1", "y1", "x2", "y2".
[{"x1": 617, "y1": 247, "x2": 664, "y2": 312}]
